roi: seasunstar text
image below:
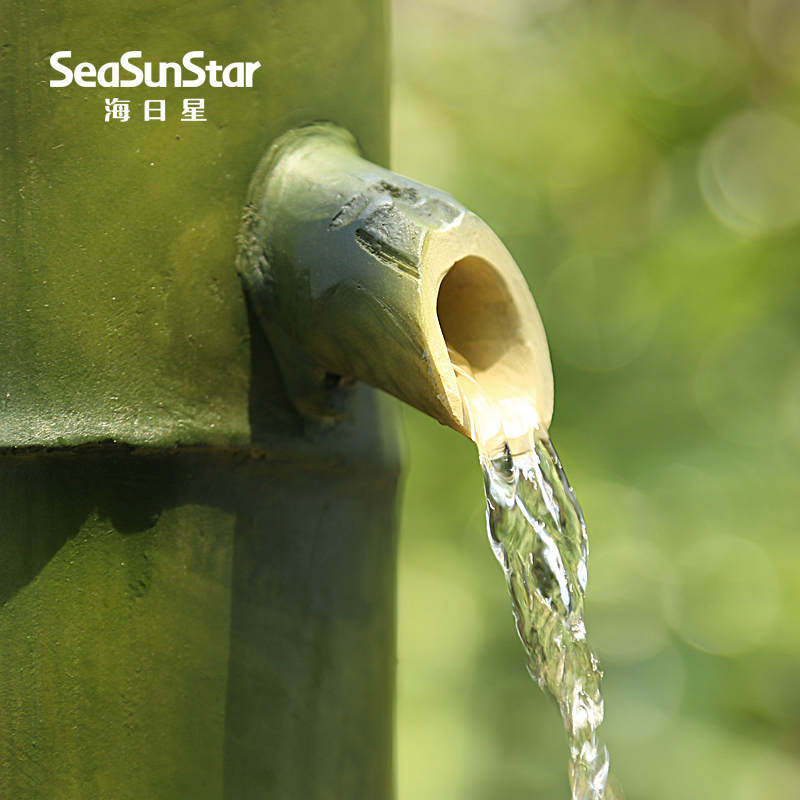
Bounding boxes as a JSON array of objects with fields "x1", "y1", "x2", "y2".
[{"x1": 49, "y1": 51, "x2": 261, "y2": 88}]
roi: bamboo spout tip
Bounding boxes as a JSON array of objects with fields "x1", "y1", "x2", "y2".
[
  {"x1": 239, "y1": 124, "x2": 553, "y2": 438},
  {"x1": 418, "y1": 217, "x2": 554, "y2": 445}
]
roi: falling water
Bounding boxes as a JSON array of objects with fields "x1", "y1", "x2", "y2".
[{"x1": 449, "y1": 347, "x2": 620, "y2": 800}]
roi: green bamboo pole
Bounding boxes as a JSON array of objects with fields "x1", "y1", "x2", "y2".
[{"x1": 0, "y1": 1, "x2": 399, "y2": 797}]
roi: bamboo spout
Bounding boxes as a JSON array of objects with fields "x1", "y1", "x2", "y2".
[{"x1": 238, "y1": 123, "x2": 553, "y2": 443}]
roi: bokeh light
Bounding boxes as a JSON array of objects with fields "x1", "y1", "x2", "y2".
[
  {"x1": 544, "y1": 252, "x2": 658, "y2": 371},
  {"x1": 700, "y1": 109, "x2": 800, "y2": 234}
]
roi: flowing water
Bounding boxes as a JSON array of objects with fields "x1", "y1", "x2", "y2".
[{"x1": 449, "y1": 347, "x2": 620, "y2": 800}]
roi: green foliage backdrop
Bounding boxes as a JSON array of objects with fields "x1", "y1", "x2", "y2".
[{"x1": 392, "y1": 1, "x2": 800, "y2": 798}]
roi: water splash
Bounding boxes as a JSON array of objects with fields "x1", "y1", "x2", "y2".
[{"x1": 450, "y1": 347, "x2": 620, "y2": 800}]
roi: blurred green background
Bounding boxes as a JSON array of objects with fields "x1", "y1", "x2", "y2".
[{"x1": 390, "y1": 1, "x2": 800, "y2": 798}]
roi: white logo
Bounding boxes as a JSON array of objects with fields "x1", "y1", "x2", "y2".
[
  {"x1": 50, "y1": 51, "x2": 261, "y2": 88},
  {"x1": 144, "y1": 100, "x2": 165, "y2": 121},
  {"x1": 181, "y1": 99, "x2": 207, "y2": 122},
  {"x1": 104, "y1": 98, "x2": 130, "y2": 122}
]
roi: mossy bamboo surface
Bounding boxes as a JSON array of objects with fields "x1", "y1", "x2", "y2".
[{"x1": 0, "y1": 2, "x2": 400, "y2": 797}]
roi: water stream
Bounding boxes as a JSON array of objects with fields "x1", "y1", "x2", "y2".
[{"x1": 449, "y1": 347, "x2": 620, "y2": 800}]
